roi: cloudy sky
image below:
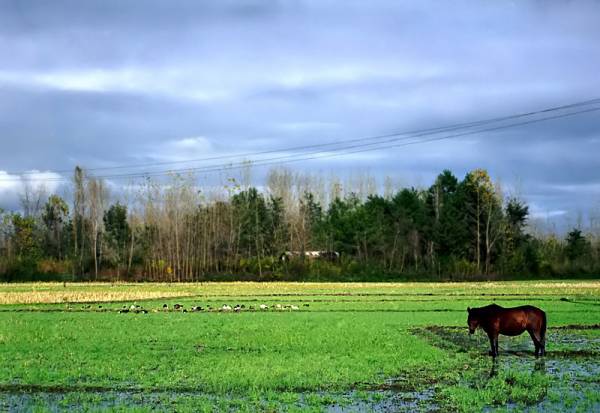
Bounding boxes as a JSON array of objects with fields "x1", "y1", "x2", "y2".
[{"x1": 0, "y1": 0, "x2": 599, "y2": 230}]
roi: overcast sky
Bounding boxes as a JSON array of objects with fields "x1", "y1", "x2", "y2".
[{"x1": 0, "y1": 0, "x2": 599, "y2": 230}]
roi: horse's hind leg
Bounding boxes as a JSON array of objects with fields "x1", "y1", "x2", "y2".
[
  {"x1": 539, "y1": 319, "x2": 547, "y2": 356},
  {"x1": 487, "y1": 333, "x2": 498, "y2": 357},
  {"x1": 528, "y1": 329, "x2": 542, "y2": 357}
]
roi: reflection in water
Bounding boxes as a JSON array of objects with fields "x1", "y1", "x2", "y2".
[
  {"x1": 489, "y1": 358, "x2": 499, "y2": 378},
  {"x1": 534, "y1": 357, "x2": 546, "y2": 373},
  {"x1": 488, "y1": 357, "x2": 547, "y2": 378}
]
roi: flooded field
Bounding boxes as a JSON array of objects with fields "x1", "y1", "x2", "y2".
[
  {"x1": 0, "y1": 388, "x2": 438, "y2": 412},
  {"x1": 0, "y1": 281, "x2": 599, "y2": 412},
  {"x1": 421, "y1": 325, "x2": 600, "y2": 412}
]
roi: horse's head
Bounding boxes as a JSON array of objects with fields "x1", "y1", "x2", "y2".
[{"x1": 467, "y1": 307, "x2": 479, "y2": 334}]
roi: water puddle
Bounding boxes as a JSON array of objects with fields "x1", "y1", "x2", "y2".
[
  {"x1": 419, "y1": 325, "x2": 600, "y2": 412},
  {"x1": 0, "y1": 387, "x2": 438, "y2": 412},
  {"x1": 322, "y1": 388, "x2": 437, "y2": 412}
]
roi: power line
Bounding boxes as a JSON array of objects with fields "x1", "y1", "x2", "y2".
[
  {"x1": 88, "y1": 106, "x2": 600, "y2": 179},
  {"x1": 5, "y1": 97, "x2": 600, "y2": 178},
  {"x1": 8, "y1": 104, "x2": 599, "y2": 183},
  {"x1": 3, "y1": 99, "x2": 600, "y2": 182}
]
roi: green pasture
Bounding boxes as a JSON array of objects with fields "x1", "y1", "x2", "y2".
[{"x1": 0, "y1": 281, "x2": 599, "y2": 412}]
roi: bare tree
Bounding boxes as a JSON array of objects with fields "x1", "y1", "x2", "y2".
[
  {"x1": 88, "y1": 177, "x2": 108, "y2": 280},
  {"x1": 72, "y1": 166, "x2": 86, "y2": 277},
  {"x1": 20, "y1": 180, "x2": 48, "y2": 219}
]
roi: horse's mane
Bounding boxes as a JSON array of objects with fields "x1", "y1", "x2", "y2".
[{"x1": 471, "y1": 303, "x2": 503, "y2": 318}]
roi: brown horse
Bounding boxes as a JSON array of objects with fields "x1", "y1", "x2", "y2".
[{"x1": 467, "y1": 304, "x2": 546, "y2": 357}]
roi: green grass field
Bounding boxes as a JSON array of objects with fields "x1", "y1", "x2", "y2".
[{"x1": 1, "y1": 281, "x2": 599, "y2": 412}]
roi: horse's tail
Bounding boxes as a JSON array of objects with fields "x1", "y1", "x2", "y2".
[{"x1": 540, "y1": 310, "x2": 547, "y2": 346}]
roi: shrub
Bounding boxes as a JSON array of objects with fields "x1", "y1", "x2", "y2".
[{"x1": 37, "y1": 259, "x2": 71, "y2": 275}]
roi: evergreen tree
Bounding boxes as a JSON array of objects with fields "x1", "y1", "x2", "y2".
[
  {"x1": 103, "y1": 203, "x2": 130, "y2": 277},
  {"x1": 42, "y1": 195, "x2": 69, "y2": 260},
  {"x1": 565, "y1": 229, "x2": 591, "y2": 261}
]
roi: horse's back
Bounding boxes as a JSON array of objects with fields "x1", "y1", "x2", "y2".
[
  {"x1": 508, "y1": 305, "x2": 546, "y2": 332},
  {"x1": 512, "y1": 305, "x2": 545, "y2": 318}
]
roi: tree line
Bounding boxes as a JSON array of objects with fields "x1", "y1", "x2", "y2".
[{"x1": 0, "y1": 167, "x2": 598, "y2": 281}]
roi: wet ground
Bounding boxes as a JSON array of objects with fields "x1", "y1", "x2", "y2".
[
  {"x1": 2, "y1": 326, "x2": 598, "y2": 412},
  {"x1": 0, "y1": 387, "x2": 438, "y2": 412},
  {"x1": 423, "y1": 325, "x2": 600, "y2": 412}
]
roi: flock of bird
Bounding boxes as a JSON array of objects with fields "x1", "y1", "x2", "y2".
[{"x1": 116, "y1": 302, "x2": 307, "y2": 314}]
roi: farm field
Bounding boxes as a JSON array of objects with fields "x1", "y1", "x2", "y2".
[{"x1": 1, "y1": 281, "x2": 599, "y2": 412}]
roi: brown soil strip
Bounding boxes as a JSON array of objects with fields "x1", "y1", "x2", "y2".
[{"x1": 552, "y1": 324, "x2": 600, "y2": 330}]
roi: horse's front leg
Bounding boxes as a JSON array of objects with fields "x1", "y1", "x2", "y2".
[{"x1": 487, "y1": 333, "x2": 498, "y2": 357}]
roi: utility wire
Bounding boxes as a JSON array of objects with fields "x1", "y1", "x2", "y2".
[
  {"x1": 5, "y1": 97, "x2": 600, "y2": 178},
  {"x1": 8, "y1": 104, "x2": 599, "y2": 183},
  {"x1": 88, "y1": 106, "x2": 600, "y2": 179}
]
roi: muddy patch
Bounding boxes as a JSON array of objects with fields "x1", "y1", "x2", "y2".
[
  {"x1": 323, "y1": 388, "x2": 437, "y2": 412},
  {"x1": 0, "y1": 388, "x2": 439, "y2": 412},
  {"x1": 416, "y1": 325, "x2": 600, "y2": 412}
]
